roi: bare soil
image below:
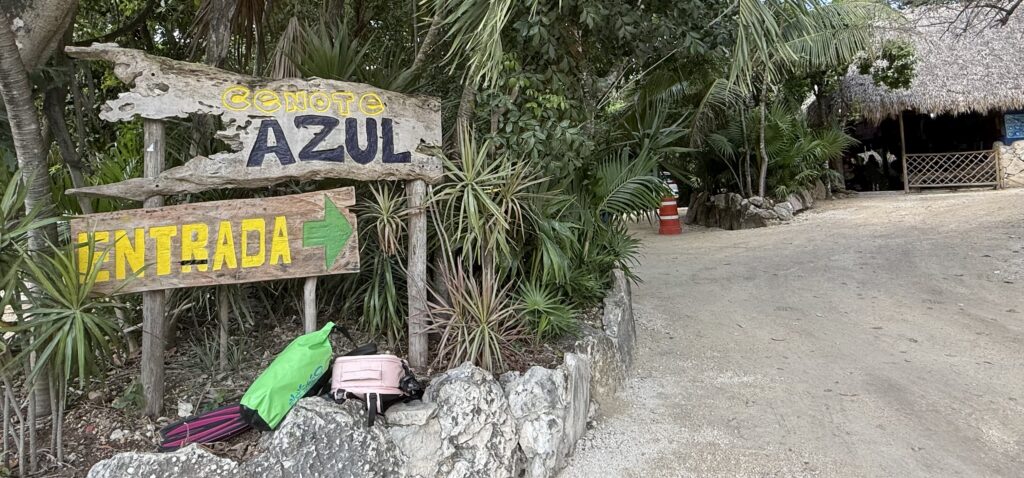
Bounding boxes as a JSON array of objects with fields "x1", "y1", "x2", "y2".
[{"x1": 564, "y1": 189, "x2": 1024, "y2": 477}]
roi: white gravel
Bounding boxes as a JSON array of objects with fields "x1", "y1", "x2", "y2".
[{"x1": 562, "y1": 189, "x2": 1024, "y2": 478}]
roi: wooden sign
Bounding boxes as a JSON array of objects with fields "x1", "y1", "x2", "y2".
[
  {"x1": 64, "y1": 44, "x2": 443, "y2": 202},
  {"x1": 70, "y1": 187, "x2": 358, "y2": 295}
]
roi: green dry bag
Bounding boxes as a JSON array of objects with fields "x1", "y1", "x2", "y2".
[{"x1": 240, "y1": 322, "x2": 334, "y2": 430}]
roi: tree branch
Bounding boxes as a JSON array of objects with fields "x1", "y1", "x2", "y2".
[
  {"x1": 410, "y1": 6, "x2": 445, "y2": 75},
  {"x1": 72, "y1": 0, "x2": 156, "y2": 46},
  {"x1": 708, "y1": 2, "x2": 739, "y2": 29}
]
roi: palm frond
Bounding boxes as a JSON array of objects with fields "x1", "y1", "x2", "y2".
[{"x1": 267, "y1": 16, "x2": 304, "y2": 79}]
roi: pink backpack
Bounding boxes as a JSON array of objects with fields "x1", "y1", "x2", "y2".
[{"x1": 330, "y1": 354, "x2": 423, "y2": 426}]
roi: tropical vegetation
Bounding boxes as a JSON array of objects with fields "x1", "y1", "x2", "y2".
[{"x1": 0, "y1": 0, "x2": 923, "y2": 473}]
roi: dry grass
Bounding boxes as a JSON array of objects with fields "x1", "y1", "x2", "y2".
[{"x1": 841, "y1": 6, "x2": 1024, "y2": 122}]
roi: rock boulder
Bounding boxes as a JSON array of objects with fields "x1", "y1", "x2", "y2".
[
  {"x1": 575, "y1": 326, "x2": 624, "y2": 406},
  {"x1": 773, "y1": 202, "x2": 794, "y2": 221},
  {"x1": 502, "y1": 354, "x2": 591, "y2": 478},
  {"x1": 242, "y1": 399, "x2": 404, "y2": 478},
  {"x1": 602, "y1": 269, "x2": 636, "y2": 369},
  {"x1": 423, "y1": 363, "x2": 518, "y2": 478},
  {"x1": 88, "y1": 445, "x2": 239, "y2": 478}
]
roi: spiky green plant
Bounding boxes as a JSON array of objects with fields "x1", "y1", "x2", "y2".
[
  {"x1": 429, "y1": 264, "x2": 526, "y2": 373},
  {"x1": 293, "y1": 20, "x2": 420, "y2": 92},
  {"x1": 517, "y1": 281, "x2": 576, "y2": 341},
  {"x1": 5, "y1": 242, "x2": 124, "y2": 388},
  {"x1": 431, "y1": 127, "x2": 545, "y2": 271},
  {"x1": 0, "y1": 170, "x2": 57, "y2": 314},
  {"x1": 763, "y1": 103, "x2": 856, "y2": 199},
  {"x1": 362, "y1": 183, "x2": 407, "y2": 257}
]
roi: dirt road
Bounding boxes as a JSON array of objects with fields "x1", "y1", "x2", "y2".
[{"x1": 563, "y1": 189, "x2": 1024, "y2": 477}]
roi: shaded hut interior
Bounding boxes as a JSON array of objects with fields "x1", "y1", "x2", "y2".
[
  {"x1": 844, "y1": 112, "x2": 1005, "y2": 191},
  {"x1": 837, "y1": 5, "x2": 1024, "y2": 191}
]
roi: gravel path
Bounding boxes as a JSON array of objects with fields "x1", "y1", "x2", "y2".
[{"x1": 562, "y1": 189, "x2": 1024, "y2": 477}]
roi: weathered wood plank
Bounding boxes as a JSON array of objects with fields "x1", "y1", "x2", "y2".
[
  {"x1": 64, "y1": 44, "x2": 443, "y2": 201},
  {"x1": 70, "y1": 187, "x2": 359, "y2": 295},
  {"x1": 406, "y1": 179, "x2": 429, "y2": 368},
  {"x1": 141, "y1": 119, "x2": 166, "y2": 418}
]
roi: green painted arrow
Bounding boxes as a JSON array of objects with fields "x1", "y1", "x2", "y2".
[{"x1": 302, "y1": 195, "x2": 353, "y2": 269}]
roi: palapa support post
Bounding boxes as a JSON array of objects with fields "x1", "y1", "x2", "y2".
[
  {"x1": 141, "y1": 119, "x2": 166, "y2": 418},
  {"x1": 303, "y1": 277, "x2": 318, "y2": 333},
  {"x1": 899, "y1": 111, "x2": 909, "y2": 194},
  {"x1": 995, "y1": 146, "x2": 1004, "y2": 189},
  {"x1": 406, "y1": 179, "x2": 429, "y2": 369}
]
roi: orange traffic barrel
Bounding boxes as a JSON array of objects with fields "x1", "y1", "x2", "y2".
[{"x1": 658, "y1": 196, "x2": 681, "y2": 235}]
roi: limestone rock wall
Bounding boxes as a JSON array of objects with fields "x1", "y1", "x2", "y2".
[
  {"x1": 997, "y1": 141, "x2": 1024, "y2": 188},
  {"x1": 87, "y1": 271, "x2": 638, "y2": 478},
  {"x1": 684, "y1": 181, "x2": 824, "y2": 230}
]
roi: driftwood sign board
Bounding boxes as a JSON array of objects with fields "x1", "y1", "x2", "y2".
[
  {"x1": 70, "y1": 187, "x2": 358, "y2": 295},
  {"x1": 64, "y1": 44, "x2": 443, "y2": 201}
]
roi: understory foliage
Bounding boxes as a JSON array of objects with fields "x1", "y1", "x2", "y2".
[
  {"x1": 675, "y1": 0, "x2": 906, "y2": 200},
  {"x1": 0, "y1": 0, "x2": 905, "y2": 472}
]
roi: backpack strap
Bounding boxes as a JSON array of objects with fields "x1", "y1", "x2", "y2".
[
  {"x1": 330, "y1": 323, "x2": 357, "y2": 343},
  {"x1": 344, "y1": 343, "x2": 378, "y2": 356},
  {"x1": 366, "y1": 393, "x2": 377, "y2": 427},
  {"x1": 399, "y1": 361, "x2": 424, "y2": 398}
]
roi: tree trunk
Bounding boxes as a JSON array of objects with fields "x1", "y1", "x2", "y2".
[
  {"x1": 454, "y1": 81, "x2": 476, "y2": 151},
  {"x1": 2, "y1": 376, "x2": 25, "y2": 478},
  {"x1": 0, "y1": 18, "x2": 57, "y2": 250},
  {"x1": 409, "y1": 7, "x2": 445, "y2": 75},
  {"x1": 326, "y1": 0, "x2": 346, "y2": 24},
  {"x1": 23, "y1": 363, "x2": 35, "y2": 473},
  {"x1": 203, "y1": 0, "x2": 237, "y2": 68},
  {"x1": 4, "y1": 0, "x2": 79, "y2": 72},
  {"x1": 741, "y1": 112, "x2": 753, "y2": 197},
  {"x1": 43, "y1": 80, "x2": 93, "y2": 214},
  {"x1": 757, "y1": 101, "x2": 769, "y2": 198},
  {"x1": 1, "y1": 10, "x2": 58, "y2": 424}
]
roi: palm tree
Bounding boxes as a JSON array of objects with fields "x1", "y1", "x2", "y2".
[{"x1": 698, "y1": 0, "x2": 894, "y2": 197}]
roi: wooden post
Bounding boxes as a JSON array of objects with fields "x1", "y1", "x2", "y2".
[
  {"x1": 406, "y1": 179, "x2": 429, "y2": 369},
  {"x1": 899, "y1": 111, "x2": 909, "y2": 194},
  {"x1": 141, "y1": 119, "x2": 166, "y2": 418},
  {"x1": 217, "y1": 287, "x2": 229, "y2": 372},
  {"x1": 303, "y1": 277, "x2": 317, "y2": 333},
  {"x1": 995, "y1": 146, "x2": 1004, "y2": 189}
]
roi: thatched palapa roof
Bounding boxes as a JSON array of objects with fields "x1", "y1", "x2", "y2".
[{"x1": 841, "y1": 6, "x2": 1024, "y2": 123}]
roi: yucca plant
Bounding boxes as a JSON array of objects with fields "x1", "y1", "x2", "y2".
[
  {"x1": 429, "y1": 264, "x2": 526, "y2": 373},
  {"x1": 0, "y1": 171, "x2": 57, "y2": 314},
  {"x1": 358, "y1": 250, "x2": 408, "y2": 345},
  {"x1": 6, "y1": 242, "x2": 124, "y2": 388},
  {"x1": 1, "y1": 240, "x2": 124, "y2": 463},
  {"x1": 431, "y1": 128, "x2": 545, "y2": 272},
  {"x1": 338, "y1": 182, "x2": 409, "y2": 344},
  {"x1": 360, "y1": 182, "x2": 407, "y2": 257}
]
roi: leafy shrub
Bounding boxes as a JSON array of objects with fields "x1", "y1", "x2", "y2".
[
  {"x1": 764, "y1": 104, "x2": 856, "y2": 199},
  {"x1": 517, "y1": 282, "x2": 576, "y2": 341},
  {"x1": 856, "y1": 39, "x2": 916, "y2": 90}
]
